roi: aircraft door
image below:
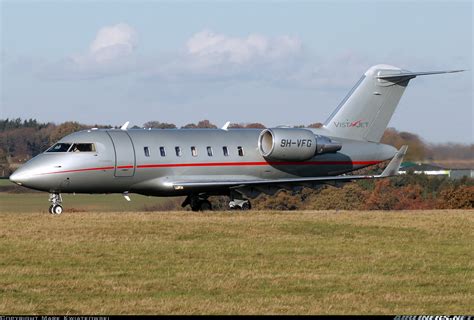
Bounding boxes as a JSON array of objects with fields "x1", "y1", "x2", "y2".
[{"x1": 107, "y1": 131, "x2": 136, "y2": 177}]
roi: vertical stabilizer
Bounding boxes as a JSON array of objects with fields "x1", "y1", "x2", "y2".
[
  {"x1": 323, "y1": 64, "x2": 409, "y2": 142},
  {"x1": 323, "y1": 64, "x2": 463, "y2": 142}
]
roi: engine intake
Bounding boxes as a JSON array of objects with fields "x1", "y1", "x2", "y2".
[{"x1": 258, "y1": 128, "x2": 341, "y2": 161}]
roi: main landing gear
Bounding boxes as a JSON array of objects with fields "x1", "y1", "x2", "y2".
[
  {"x1": 48, "y1": 193, "x2": 63, "y2": 215},
  {"x1": 182, "y1": 195, "x2": 213, "y2": 212},
  {"x1": 182, "y1": 194, "x2": 252, "y2": 211},
  {"x1": 229, "y1": 199, "x2": 251, "y2": 210}
]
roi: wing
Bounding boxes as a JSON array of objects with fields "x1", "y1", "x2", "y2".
[{"x1": 167, "y1": 146, "x2": 407, "y2": 190}]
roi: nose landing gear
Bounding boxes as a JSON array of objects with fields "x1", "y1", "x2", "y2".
[{"x1": 48, "y1": 193, "x2": 63, "y2": 215}]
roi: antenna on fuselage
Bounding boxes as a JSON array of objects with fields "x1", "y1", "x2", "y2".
[
  {"x1": 120, "y1": 121, "x2": 130, "y2": 130},
  {"x1": 123, "y1": 191, "x2": 131, "y2": 201},
  {"x1": 221, "y1": 121, "x2": 230, "y2": 131}
]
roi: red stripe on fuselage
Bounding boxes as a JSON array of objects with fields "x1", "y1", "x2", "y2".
[
  {"x1": 136, "y1": 160, "x2": 380, "y2": 169},
  {"x1": 38, "y1": 160, "x2": 381, "y2": 175}
]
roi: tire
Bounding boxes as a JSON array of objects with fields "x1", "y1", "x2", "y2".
[
  {"x1": 241, "y1": 202, "x2": 251, "y2": 210},
  {"x1": 52, "y1": 205, "x2": 63, "y2": 215},
  {"x1": 49, "y1": 205, "x2": 54, "y2": 214},
  {"x1": 199, "y1": 200, "x2": 212, "y2": 211}
]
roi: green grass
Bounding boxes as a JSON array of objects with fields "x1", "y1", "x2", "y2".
[
  {"x1": 0, "y1": 193, "x2": 175, "y2": 213},
  {"x1": 0, "y1": 210, "x2": 473, "y2": 314},
  {"x1": 0, "y1": 178, "x2": 13, "y2": 187}
]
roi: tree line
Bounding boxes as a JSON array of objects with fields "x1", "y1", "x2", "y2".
[
  {"x1": 1, "y1": 118, "x2": 472, "y2": 209},
  {"x1": 0, "y1": 118, "x2": 472, "y2": 169}
]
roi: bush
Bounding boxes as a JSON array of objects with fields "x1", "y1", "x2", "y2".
[{"x1": 437, "y1": 185, "x2": 474, "y2": 209}]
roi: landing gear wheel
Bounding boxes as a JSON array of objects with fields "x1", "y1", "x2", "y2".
[
  {"x1": 48, "y1": 193, "x2": 64, "y2": 215},
  {"x1": 199, "y1": 200, "x2": 212, "y2": 211},
  {"x1": 52, "y1": 204, "x2": 63, "y2": 215},
  {"x1": 241, "y1": 201, "x2": 251, "y2": 210},
  {"x1": 186, "y1": 195, "x2": 213, "y2": 212}
]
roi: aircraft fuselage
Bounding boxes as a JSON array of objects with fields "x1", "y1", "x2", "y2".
[{"x1": 10, "y1": 128, "x2": 396, "y2": 197}]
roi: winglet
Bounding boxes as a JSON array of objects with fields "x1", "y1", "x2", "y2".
[
  {"x1": 221, "y1": 121, "x2": 230, "y2": 131},
  {"x1": 380, "y1": 145, "x2": 408, "y2": 177},
  {"x1": 120, "y1": 121, "x2": 130, "y2": 130}
]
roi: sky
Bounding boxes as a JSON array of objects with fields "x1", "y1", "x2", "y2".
[{"x1": 0, "y1": 0, "x2": 472, "y2": 143}]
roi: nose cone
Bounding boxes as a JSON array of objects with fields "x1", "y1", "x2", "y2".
[
  {"x1": 9, "y1": 168, "x2": 30, "y2": 186},
  {"x1": 9, "y1": 155, "x2": 61, "y2": 192}
]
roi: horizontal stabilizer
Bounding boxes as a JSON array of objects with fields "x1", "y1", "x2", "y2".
[{"x1": 377, "y1": 69, "x2": 464, "y2": 80}]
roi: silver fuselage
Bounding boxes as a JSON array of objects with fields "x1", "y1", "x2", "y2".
[{"x1": 10, "y1": 128, "x2": 396, "y2": 196}]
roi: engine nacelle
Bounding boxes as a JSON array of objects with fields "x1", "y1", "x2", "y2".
[
  {"x1": 258, "y1": 128, "x2": 317, "y2": 161},
  {"x1": 258, "y1": 128, "x2": 342, "y2": 161}
]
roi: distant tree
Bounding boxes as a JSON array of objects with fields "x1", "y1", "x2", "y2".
[
  {"x1": 381, "y1": 127, "x2": 427, "y2": 161},
  {"x1": 308, "y1": 122, "x2": 323, "y2": 128},
  {"x1": 143, "y1": 121, "x2": 177, "y2": 129},
  {"x1": 428, "y1": 143, "x2": 474, "y2": 161},
  {"x1": 181, "y1": 123, "x2": 198, "y2": 129},
  {"x1": 244, "y1": 123, "x2": 265, "y2": 129},
  {"x1": 0, "y1": 118, "x2": 50, "y2": 131},
  {"x1": 49, "y1": 122, "x2": 88, "y2": 143},
  {"x1": 182, "y1": 120, "x2": 217, "y2": 129},
  {"x1": 196, "y1": 120, "x2": 217, "y2": 128},
  {"x1": 228, "y1": 122, "x2": 266, "y2": 129}
]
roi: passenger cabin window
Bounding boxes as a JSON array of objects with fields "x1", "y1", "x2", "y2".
[
  {"x1": 160, "y1": 146, "x2": 166, "y2": 157},
  {"x1": 237, "y1": 146, "x2": 244, "y2": 156},
  {"x1": 207, "y1": 146, "x2": 213, "y2": 157},
  {"x1": 47, "y1": 143, "x2": 72, "y2": 152},
  {"x1": 175, "y1": 146, "x2": 182, "y2": 157},
  {"x1": 144, "y1": 146, "x2": 150, "y2": 157},
  {"x1": 70, "y1": 143, "x2": 96, "y2": 152},
  {"x1": 223, "y1": 146, "x2": 229, "y2": 157},
  {"x1": 191, "y1": 146, "x2": 197, "y2": 157}
]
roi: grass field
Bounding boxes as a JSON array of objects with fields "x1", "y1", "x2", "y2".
[
  {"x1": 0, "y1": 192, "x2": 177, "y2": 213},
  {"x1": 0, "y1": 178, "x2": 12, "y2": 187},
  {"x1": 0, "y1": 210, "x2": 473, "y2": 314},
  {"x1": 0, "y1": 178, "x2": 180, "y2": 213}
]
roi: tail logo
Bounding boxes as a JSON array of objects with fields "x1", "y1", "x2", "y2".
[{"x1": 333, "y1": 119, "x2": 369, "y2": 128}]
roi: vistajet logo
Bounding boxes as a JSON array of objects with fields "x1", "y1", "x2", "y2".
[{"x1": 333, "y1": 119, "x2": 369, "y2": 128}]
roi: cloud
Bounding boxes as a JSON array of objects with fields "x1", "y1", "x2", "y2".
[
  {"x1": 144, "y1": 30, "x2": 304, "y2": 84},
  {"x1": 30, "y1": 26, "x2": 369, "y2": 88},
  {"x1": 37, "y1": 23, "x2": 138, "y2": 80},
  {"x1": 186, "y1": 30, "x2": 301, "y2": 64},
  {"x1": 87, "y1": 23, "x2": 137, "y2": 63}
]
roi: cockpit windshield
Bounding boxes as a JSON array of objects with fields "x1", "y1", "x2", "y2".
[
  {"x1": 47, "y1": 143, "x2": 72, "y2": 152},
  {"x1": 46, "y1": 143, "x2": 96, "y2": 153},
  {"x1": 69, "y1": 143, "x2": 96, "y2": 152}
]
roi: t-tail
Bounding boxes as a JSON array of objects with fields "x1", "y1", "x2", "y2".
[{"x1": 323, "y1": 64, "x2": 464, "y2": 142}]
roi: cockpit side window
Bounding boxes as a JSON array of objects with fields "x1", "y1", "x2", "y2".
[
  {"x1": 69, "y1": 143, "x2": 96, "y2": 152},
  {"x1": 47, "y1": 143, "x2": 72, "y2": 152}
]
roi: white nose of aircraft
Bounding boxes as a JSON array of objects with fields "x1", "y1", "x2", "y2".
[{"x1": 9, "y1": 168, "x2": 29, "y2": 186}]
